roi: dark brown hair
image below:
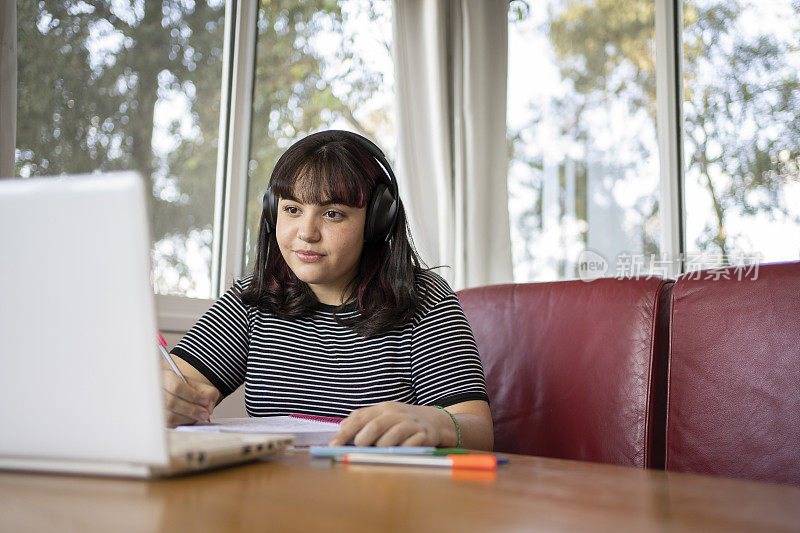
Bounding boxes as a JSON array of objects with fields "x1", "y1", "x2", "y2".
[{"x1": 238, "y1": 131, "x2": 427, "y2": 337}]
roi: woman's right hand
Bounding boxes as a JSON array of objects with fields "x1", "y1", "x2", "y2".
[{"x1": 162, "y1": 369, "x2": 220, "y2": 427}]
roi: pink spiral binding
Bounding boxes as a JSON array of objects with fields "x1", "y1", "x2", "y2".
[{"x1": 289, "y1": 413, "x2": 344, "y2": 424}]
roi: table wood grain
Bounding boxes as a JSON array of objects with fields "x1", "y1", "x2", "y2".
[{"x1": 1, "y1": 451, "x2": 799, "y2": 532}]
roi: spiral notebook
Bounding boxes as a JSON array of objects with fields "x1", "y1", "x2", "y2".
[{"x1": 176, "y1": 414, "x2": 343, "y2": 447}]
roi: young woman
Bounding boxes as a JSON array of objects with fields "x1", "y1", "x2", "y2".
[{"x1": 163, "y1": 130, "x2": 493, "y2": 450}]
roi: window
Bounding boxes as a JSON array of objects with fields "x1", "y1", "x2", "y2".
[
  {"x1": 682, "y1": 0, "x2": 800, "y2": 264},
  {"x1": 508, "y1": 0, "x2": 800, "y2": 282},
  {"x1": 15, "y1": 0, "x2": 227, "y2": 299},
  {"x1": 242, "y1": 1, "x2": 395, "y2": 271},
  {"x1": 508, "y1": 1, "x2": 660, "y2": 281}
]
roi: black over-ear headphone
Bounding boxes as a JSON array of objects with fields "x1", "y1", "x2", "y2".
[{"x1": 261, "y1": 130, "x2": 399, "y2": 243}]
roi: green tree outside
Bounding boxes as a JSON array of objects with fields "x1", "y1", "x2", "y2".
[{"x1": 536, "y1": 0, "x2": 799, "y2": 260}]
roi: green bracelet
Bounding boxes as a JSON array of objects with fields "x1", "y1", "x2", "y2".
[{"x1": 433, "y1": 405, "x2": 461, "y2": 448}]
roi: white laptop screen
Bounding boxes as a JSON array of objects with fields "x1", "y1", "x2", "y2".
[{"x1": 0, "y1": 173, "x2": 168, "y2": 465}]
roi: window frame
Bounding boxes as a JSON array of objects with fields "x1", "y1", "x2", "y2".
[{"x1": 654, "y1": 0, "x2": 687, "y2": 276}]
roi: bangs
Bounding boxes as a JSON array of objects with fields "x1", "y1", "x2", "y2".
[{"x1": 270, "y1": 142, "x2": 378, "y2": 207}]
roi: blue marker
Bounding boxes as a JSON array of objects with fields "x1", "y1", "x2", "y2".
[{"x1": 310, "y1": 446, "x2": 437, "y2": 457}]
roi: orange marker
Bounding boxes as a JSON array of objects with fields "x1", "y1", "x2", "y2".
[{"x1": 337, "y1": 453, "x2": 498, "y2": 470}]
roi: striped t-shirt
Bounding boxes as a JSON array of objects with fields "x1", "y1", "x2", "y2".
[{"x1": 171, "y1": 270, "x2": 489, "y2": 418}]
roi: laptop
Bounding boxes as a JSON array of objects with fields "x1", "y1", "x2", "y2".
[{"x1": 0, "y1": 172, "x2": 292, "y2": 478}]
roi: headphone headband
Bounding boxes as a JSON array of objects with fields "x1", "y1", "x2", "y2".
[{"x1": 333, "y1": 130, "x2": 399, "y2": 201}]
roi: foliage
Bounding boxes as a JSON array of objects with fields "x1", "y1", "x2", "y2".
[{"x1": 545, "y1": 0, "x2": 800, "y2": 257}]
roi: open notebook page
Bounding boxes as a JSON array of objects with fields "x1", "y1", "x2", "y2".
[{"x1": 175, "y1": 416, "x2": 341, "y2": 446}]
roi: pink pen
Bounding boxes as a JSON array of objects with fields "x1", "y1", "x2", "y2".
[{"x1": 157, "y1": 332, "x2": 188, "y2": 384}]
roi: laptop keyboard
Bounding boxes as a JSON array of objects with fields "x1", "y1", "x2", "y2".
[{"x1": 167, "y1": 431, "x2": 256, "y2": 454}]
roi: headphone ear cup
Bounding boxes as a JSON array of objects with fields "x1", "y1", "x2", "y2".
[
  {"x1": 365, "y1": 183, "x2": 398, "y2": 243},
  {"x1": 262, "y1": 187, "x2": 279, "y2": 233}
]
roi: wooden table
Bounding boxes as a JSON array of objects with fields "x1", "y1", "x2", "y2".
[{"x1": 1, "y1": 451, "x2": 799, "y2": 532}]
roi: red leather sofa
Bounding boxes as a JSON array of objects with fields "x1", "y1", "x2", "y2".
[
  {"x1": 458, "y1": 261, "x2": 799, "y2": 485},
  {"x1": 458, "y1": 277, "x2": 673, "y2": 468},
  {"x1": 664, "y1": 261, "x2": 800, "y2": 485}
]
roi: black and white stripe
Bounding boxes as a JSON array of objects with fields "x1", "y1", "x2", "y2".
[{"x1": 172, "y1": 270, "x2": 488, "y2": 418}]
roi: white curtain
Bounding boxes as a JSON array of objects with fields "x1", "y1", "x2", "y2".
[
  {"x1": 392, "y1": 0, "x2": 512, "y2": 290},
  {"x1": 0, "y1": 0, "x2": 16, "y2": 178}
]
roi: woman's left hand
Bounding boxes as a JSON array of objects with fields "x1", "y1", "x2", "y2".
[{"x1": 328, "y1": 402, "x2": 450, "y2": 447}]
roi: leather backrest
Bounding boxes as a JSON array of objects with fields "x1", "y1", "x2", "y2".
[
  {"x1": 665, "y1": 261, "x2": 800, "y2": 485},
  {"x1": 458, "y1": 277, "x2": 673, "y2": 468}
]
